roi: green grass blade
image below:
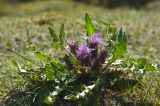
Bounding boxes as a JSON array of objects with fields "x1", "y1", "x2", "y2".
[
  {"x1": 26, "y1": 29, "x2": 32, "y2": 46},
  {"x1": 8, "y1": 49, "x2": 40, "y2": 66}
]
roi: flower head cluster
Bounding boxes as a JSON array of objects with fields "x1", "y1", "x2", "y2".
[
  {"x1": 66, "y1": 33, "x2": 108, "y2": 69},
  {"x1": 76, "y1": 45, "x2": 91, "y2": 60},
  {"x1": 89, "y1": 33, "x2": 103, "y2": 48}
]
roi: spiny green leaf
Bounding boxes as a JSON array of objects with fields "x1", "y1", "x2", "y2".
[
  {"x1": 136, "y1": 58, "x2": 147, "y2": 69},
  {"x1": 131, "y1": 58, "x2": 159, "y2": 72},
  {"x1": 109, "y1": 28, "x2": 127, "y2": 64},
  {"x1": 50, "y1": 62, "x2": 63, "y2": 74},
  {"x1": 110, "y1": 26, "x2": 117, "y2": 41},
  {"x1": 110, "y1": 44, "x2": 127, "y2": 63},
  {"x1": 85, "y1": 13, "x2": 95, "y2": 36},
  {"x1": 12, "y1": 60, "x2": 27, "y2": 73},
  {"x1": 64, "y1": 94, "x2": 78, "y2": 101},
  {"x1": 34, "y1": 51, "x2": 51, "y2": 61},
  {"x1": 146, "y1": 64, "x2": 157, "y2": 71},
  {"x1": 34, "y1": 51, "x2": 61, "y2": 63},
  {"x1": 34, "y1": 51, "x2": 64, "y2": 71},
  {"x1": 59, "y1": 22, "x2": 65, "y2": 44},
  {"x1": 46, "y1": 71, "x2": 55, "y2": 80},
  {"x1": 64, "y1": 84, "x2": 95, "y2": 101},
  {"x1": 118, "y1": 27, "x2": 127, "y2": 49},
  {"x1": 123, "y1": 58, "x2": 159, "y2": 72},
  {"x1": 51, "y1": 42, "x2": 63, "y2": 50},
  {"x1": 44, "y1": 89, "x2": 61, "y2": 104},
  {"x1": 68, "y1": 54, "x2": 79, "y2": 68},
  {"x1": 49, "y1": 27, "x2": 59, "y2": 42},
  {"x1": 44, "y1": 96, "x2": 56, "y2": 105}
]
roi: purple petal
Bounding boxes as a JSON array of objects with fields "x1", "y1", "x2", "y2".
[
  {"x1": 76, "y1": 45, "x2": 91, "y2": 60},
  {"x1": 90, "y1": 33, "x2": 102, "y2": 45}
]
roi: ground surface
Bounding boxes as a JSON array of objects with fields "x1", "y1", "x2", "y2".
[{"x1": 0, "y1": 0, "x2": 160, "y2": 105}]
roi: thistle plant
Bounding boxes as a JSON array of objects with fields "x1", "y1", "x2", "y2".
[{"x1": 5, "y1": 13, "x2": 160, "y2": 106}]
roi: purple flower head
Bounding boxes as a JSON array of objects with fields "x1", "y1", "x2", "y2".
[
  {"x1": 76, "y1": 45, "x2": 91, "y2": 60},
  {"x1": 67, "y1": 39, "x2": 78, "y2": 54},
  {"x1": 91, "y1": 33, "x2": 102, "y2": 44},
  {"x1": 89, "y1": 33, "x2": 103, "y2": 48}
]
